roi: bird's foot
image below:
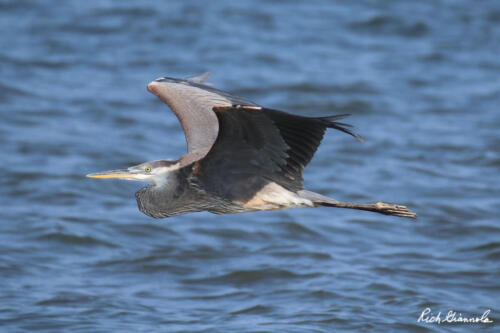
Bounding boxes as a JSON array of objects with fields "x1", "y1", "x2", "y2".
[{"x1": 374, "y1": 202, "x2": 417, "y2": 218}]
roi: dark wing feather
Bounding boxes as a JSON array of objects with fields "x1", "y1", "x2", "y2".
[
  {"x1": 195, "y1": 106, "x2": 362, "y2": 201},
  {"x1": 264, "y1": 110, "x2": 364, "y2": 180},
  {"x1": 147, "y1": 74, "x2": 257, "y2": 166}
]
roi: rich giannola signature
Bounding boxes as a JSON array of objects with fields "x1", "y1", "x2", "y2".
[{"x1": 418, "y1": 307, "x2": 493, "y2": 324}]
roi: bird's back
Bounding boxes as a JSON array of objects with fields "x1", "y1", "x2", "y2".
[{"x1": 192, "y1": 106, "x2": 362, "y2": 207}]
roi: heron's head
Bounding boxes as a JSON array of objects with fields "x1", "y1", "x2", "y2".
[{"x1": 87, "y1": 160, "x2": 179, "y2": 186}]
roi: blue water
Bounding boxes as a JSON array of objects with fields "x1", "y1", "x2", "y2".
[{"x1": 1, "y1": 0, "x2": 499, "y2": 332}]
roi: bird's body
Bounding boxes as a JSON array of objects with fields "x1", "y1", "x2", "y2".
[{"x1": 88, "y1": 73, "x2": 416, "y2": 219}]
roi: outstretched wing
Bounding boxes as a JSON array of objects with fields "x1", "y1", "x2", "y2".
[
  {"x1": 195, "y1": 105, "x2": 363, "y2": 201},
  {"x1": 147, "y1": 73, "x2": 257, "y2": 165}
]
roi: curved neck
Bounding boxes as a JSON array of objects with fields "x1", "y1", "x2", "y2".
[{"x1": 135, "y1": 169, "x2": 207, "y2": 218}]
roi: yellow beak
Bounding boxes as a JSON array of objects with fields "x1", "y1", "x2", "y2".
[{"x1": 86, "y1": 169, "x2": 134, "y2": 179}]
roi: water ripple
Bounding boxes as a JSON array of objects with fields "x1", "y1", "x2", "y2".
[
  {"x1": 183, "y1": 269, "x2": 320, "y2": 287},
  {"x1": 2, "y1": 0, "x2": 500, "y2": 331}
]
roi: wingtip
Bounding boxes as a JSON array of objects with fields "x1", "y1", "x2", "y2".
[
  {"x1": 186, "y1": 72, "x2": 212, "y2": 84},
  {"x1": 356, "y1": 133, "x2": 366, "y2": 143},
  {"x1": 322, "y1": 116, "x2": 365, "y2": 143},
  {"x1": 327, "y1": 114, "x2": 351, "y2": 121}
]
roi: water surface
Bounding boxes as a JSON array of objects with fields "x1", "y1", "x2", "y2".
[{"x1": 1, "y1": 0, "x2": 499, "y2": 332}]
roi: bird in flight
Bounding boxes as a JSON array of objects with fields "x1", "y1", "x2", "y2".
[{"x1": 88, "y1": 73, "x2": 416, "y2": 219}]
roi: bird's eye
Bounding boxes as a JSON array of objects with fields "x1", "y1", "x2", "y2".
[{"x1": 145, "y1": 167, "x2": 151, "y2": 173}]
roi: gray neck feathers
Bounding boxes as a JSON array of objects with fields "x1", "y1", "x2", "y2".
[{"x1": 135, "y1": 170, "x2": 208, "y2": 218}]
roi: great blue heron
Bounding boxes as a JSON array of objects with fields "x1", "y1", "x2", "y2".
[{"x1": 87, "y1": 73, "x2": 416, "y2": 219}]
